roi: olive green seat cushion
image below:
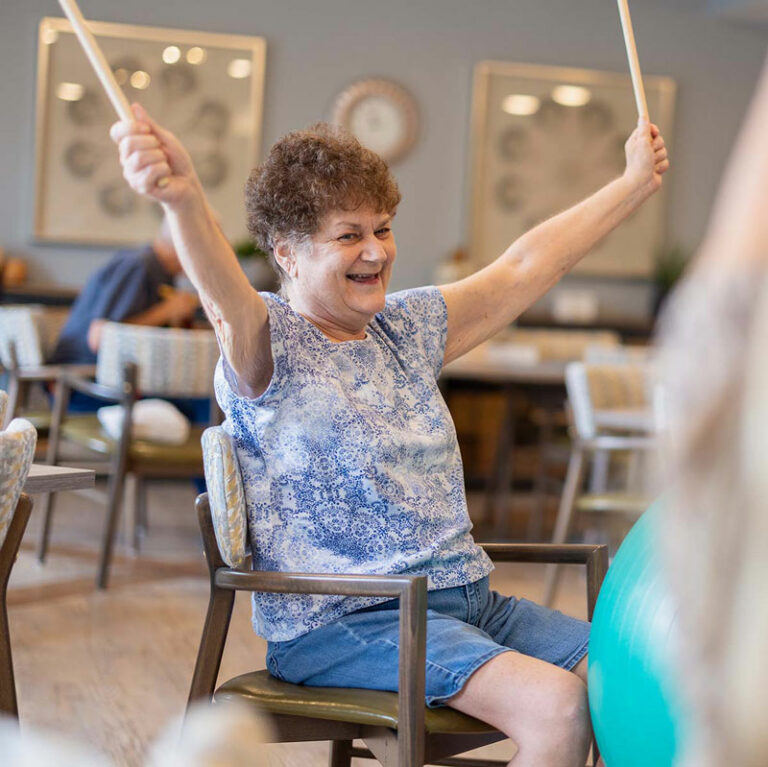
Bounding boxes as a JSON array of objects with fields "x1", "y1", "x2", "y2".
[
  {"x1": 575, "y1": 493, "x2": 649, "y2": 515},
  {"x1": 61, "y1": 414, "x2": 205, "y2": 466},
  {"x1": 215, "y1": 670, "x2": 495, "y2": 734},
  {"x1": 17, "y1": 410, "x2": 52, "y2": 434}
]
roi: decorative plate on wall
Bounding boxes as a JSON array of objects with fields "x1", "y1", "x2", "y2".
[
  {"x1": 331, "y1": 78, "x2": 419, "y2": 164},
  {"x1": 34, "y1": 17, "x2": 266, "y2": 246},
  {"x1": 469, "y1": 61, "x2": 676, "y2": 278}
]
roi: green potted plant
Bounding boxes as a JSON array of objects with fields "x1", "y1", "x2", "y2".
[{"x1": 653, "y1": 243, "x2": 689, "y2": 316}]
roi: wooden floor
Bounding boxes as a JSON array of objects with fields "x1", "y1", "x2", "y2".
[{"x1": 8, "y1": 481, "x2": 589, "y2": 766}]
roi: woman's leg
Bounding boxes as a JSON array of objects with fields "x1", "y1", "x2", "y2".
[
  {"x1": 572, "y1": 654, "x2": 588, "y2": 684},
  {"x1": 448, "y1": 651, "x2": 591, "y2": 767}
]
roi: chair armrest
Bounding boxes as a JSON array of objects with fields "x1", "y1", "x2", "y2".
[
  {"x1": 479, "y1": 542, "x2": 604, "y2": 565},
  {"x1": 215, "y1": 568, "x2": 424, "y2": 600},
  {"x1": 61, "y1": 371, "x2": 129, "y2": 403},
  {"x1": 479, "y1": 542, "x2": 609, "y2": 622},
  {"x1": 15, "y1": 363, "x2": 96, "y2": 383},
  {"x1": 207, "y1": 565, "x2": 427, "y2": 763}
]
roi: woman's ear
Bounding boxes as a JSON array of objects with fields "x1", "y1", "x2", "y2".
[{"x1": 273, "y1": 240, "x2": 298, "y2": 279}]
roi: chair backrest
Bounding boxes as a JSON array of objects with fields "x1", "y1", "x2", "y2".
[
  {"x1": 0, "y1": 408, "x2": 37, "y2": 545},
  {"x1": 96, "y1": 322, "x2": 219, "y2": 398},
  {"x1": 200, "y1": 425, "x2": 248, "y2": 569},
  {"x1": 566, "y1": 361, "x2": 652, "y2": 440},
  {"x1": 0, "y1": 305, "x2": 68, "y2": 368}
]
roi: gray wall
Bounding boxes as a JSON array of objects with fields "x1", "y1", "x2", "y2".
[{"x1": 1, "y1": 0, "x2": 766, "y2": 293}]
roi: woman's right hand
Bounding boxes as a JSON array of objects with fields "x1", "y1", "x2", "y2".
[{"x1": 109, "y1": 103, "x2": 199, "y2": 206}]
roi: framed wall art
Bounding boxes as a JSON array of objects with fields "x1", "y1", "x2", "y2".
[
  {"x1": 468, "y1": 61, "x2": 675, "y2": 278},
  {"x1": 34, "y1": 17, "x2": 266, "y2": 245}
]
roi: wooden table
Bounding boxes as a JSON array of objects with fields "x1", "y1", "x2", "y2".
[
  {"x1": 23, "y1": 465, "x2": 95, "y2": 495},
  {"x1": 441, "y1": 353, "x2": 568, "y2": 536}
]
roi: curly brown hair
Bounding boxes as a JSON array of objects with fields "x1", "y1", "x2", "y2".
[{"x1": 244, "y1": 123, "x2": 401, "y2": 281}]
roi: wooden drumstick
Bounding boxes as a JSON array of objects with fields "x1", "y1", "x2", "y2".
[
  {"x1": 56, "y1": 0, "x2": 169, "y2": 186},
  {"x1": 57, "y1": 0, "x2": 131, "y2": 120},
  {"x1": 616, "y1": 0, "x2": 650, "y2": 122}
]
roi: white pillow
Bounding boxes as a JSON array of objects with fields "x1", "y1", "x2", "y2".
[{"x1": 97, "y1": 399, "x2": 191, "y2": 445}]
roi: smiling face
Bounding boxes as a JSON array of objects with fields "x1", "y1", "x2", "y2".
[{"x1": 277, "y1": 207, "x2": 397, "y2": 341}]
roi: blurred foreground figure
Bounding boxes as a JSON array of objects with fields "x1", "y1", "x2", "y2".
[
  {"x1": 657, "y1": 53, "x2": 768, "y2": 767},
  {"x1": 0, "y1": 703, "x2": 277, "y2": 766}
]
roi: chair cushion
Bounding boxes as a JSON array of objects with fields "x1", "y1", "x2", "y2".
[
  {"x1": 61, "y1": 415, "x2": 204, "y2": 465},
  {"x1": 215, "y1": 670, "x2": 496, "y2": 735},
  {"x1": 97, "y1": 399, "x2": 191, "y2": 445},
  {"x1": 575, "y1": 492, "x2": 649, "y2": 515},
  {"x1": 201, "y1": 426, "x2": 248, "y2": 568}
]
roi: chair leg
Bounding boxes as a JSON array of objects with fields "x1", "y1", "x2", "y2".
[
  {"x1": 0, "y1": 496, "x2": 34, "y2": 718},
  {"x1": 97, "y1": 459, "x2": 128, "y2": 589},
  {"x1": 36, "y1": 492, "x2": 56, "y2": 563},
  {"x1": 0, "y1": 594, "x2": 18, "y2": 718},
  {"x1": 543, "y1": 447, "x2": 586, "y2": 606},
  {"x1": 328, "y1": 740, "x2": 353, "y2": 767},
  {"x1": 37, "y1": 376, "x2": 68, "y2": 563}
]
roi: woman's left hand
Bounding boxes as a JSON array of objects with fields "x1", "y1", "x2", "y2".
[{"x1": 623, "y1": 119, "x2": 670, "y2": 196}]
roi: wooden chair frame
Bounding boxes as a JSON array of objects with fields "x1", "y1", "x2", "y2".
[
  {"x1": 0, "y1": 494, "x2": 33, "y2": 717},
  {"x1": 189, "y1": 493, "x2": 608, "y2": 766},
  {"x1": 40, "y1": 361, "x2": 218, "y2": 588}
]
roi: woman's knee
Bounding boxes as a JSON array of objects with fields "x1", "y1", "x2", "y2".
[
  {"x1": 535, "y1": 671, "x2": 590, "y2": 735},
  {"x1": 450, "y1": 652, "x2": 589, "y2": 743}
]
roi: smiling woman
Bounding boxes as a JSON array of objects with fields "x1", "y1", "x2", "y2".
[{"x1": 111, "y1": 98, "x2": 667, "y2": 765}]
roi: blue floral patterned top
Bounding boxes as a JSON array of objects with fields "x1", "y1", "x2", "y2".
[{"x1": 215, "y1": 287, "x2": 493, "y2": 641}]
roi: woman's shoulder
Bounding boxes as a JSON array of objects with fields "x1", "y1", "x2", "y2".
[{"x1": 380, "y1": 285, "x2": 447, "y2": 332}]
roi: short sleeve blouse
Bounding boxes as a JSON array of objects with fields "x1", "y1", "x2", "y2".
[{"x1": 215, "y1": 286, "x2": 492, "y2": 641}]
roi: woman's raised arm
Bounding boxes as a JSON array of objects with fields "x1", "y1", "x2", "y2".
[
  {"x1": 110, "y1": 104, "x2": 272, "y2": 396},
  {"x1": 439, "y1": 120, "x2": 669, "y2": 365}
]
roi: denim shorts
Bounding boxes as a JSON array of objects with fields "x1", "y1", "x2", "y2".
[{"x1": 266, "y1": 576, "x2": 590, "y2": 707}]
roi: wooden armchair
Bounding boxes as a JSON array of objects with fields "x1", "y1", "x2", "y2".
[
  {"x1": 40, "y1": 321, "x2": 220, "y2": 588},
  {"x1": 0, "y1": 390, "x2": 37, "y2": 717},
  {"x1": 189, "y1": 425, "x2": 609, "y2": 766}
]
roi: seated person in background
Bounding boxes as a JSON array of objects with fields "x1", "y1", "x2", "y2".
[
  {"x1": 48, "y1": 215, "x2": 198, "y2": 365},
  {"x1": 48, "y1": 216, "x2": 206, "y2": 423}
]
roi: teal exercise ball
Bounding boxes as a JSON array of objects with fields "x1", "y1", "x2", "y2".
[{"x1": 588, "y1": 503, "x2": 688, "y2": 766}]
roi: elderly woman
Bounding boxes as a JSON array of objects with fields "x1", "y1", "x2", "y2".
[{"x1": 112, "y1": 104, "x2": 668, "y2": 767}]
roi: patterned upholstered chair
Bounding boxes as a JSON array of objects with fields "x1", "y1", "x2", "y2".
[
  {"x1": 0, "y1": 390, "x2": 38, "y2": 717},
  {"x1": 189, "y1": 425, "x2": 609, "y2": 766},
  {"x1": 0, "y1": 305, "x2": 77, "y2": 430},
  {"x1": 543, "y1": 361, "x2": 657, "y2": 606},
  {"x1": 40, "y1": 322, "x2": 220, "y2": 588}
]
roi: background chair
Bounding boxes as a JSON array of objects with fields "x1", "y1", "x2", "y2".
[
  {"x1": 40, "y1": 321, "x2": 220, "y2": 588},
  {"x1": 189, "y1": 425, "x2": 609, "y2": 766},
  {"x1": 543, "y1": 361, "x2": 657, "y2": 606},
  {"x1": 0, "y1": 390, "x2": 38, "y2": 717},
  {"x1": 0, "y1": 305, "x2": 81, "y2": 433}
]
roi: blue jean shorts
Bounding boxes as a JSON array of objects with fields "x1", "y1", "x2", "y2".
[{"x1": 266, "y1": 576, "x2": 590, "y2": 707}]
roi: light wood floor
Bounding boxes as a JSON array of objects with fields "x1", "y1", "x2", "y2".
[{"x1": 8, "y1": 481, "x2": 589, "y2": 766}]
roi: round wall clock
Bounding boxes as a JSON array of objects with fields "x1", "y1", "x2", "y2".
[{"x1": 331, "y1": 78, "x2": 419, "y2": 164}]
